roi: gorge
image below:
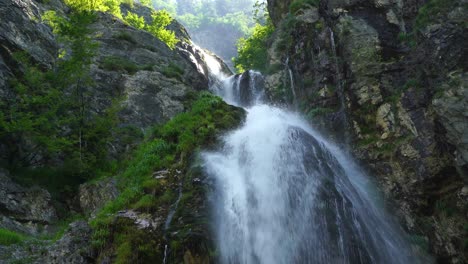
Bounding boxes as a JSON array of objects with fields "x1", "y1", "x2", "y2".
[{"x1": 0, "y1": 0, "x2": 466, "y2": 263}]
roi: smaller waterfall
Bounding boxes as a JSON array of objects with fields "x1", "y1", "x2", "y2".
[
  {"x1": 162, "y1": 184, "x2": 183, "y2": 264},
  {"x1": 329, "y1": 27, "x2": 351, "y2": 142},
  {"x1": 164, "y1": 185, "x2": 183, "y2": 230},
  {"x1": 285, "y1": 57, "x2": 298, "y2": 108}
]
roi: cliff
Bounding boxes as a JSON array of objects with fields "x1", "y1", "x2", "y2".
[
  {"x1": 263, "y1": 0, "x2": 467, "y2": 262},
  {"x1": 0, "y1": 0, "x2": 240, "y2": 263}
]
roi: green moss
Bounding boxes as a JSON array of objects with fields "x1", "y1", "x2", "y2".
[
  {"x1": 289, "y1": 0, "x2": 320, "y2": 14},
  {"x1": 162, "y1": 63, "x2": 184, "y2": 80},
  {"x1": 114, "y1": 32, "x2": 137, "y2": 44},
  {"x1": 306, "y1": 107, "x2": 335, "y2": 119},
  {"x1": 101, "y1": 56, "x2": 139, "y2": 74},
  {"x1": 0, "y1": 228, "x2": 24, "y2": 246},
  {"x1": 414, "y1": 0, "x2": 457, "y2": 30}
]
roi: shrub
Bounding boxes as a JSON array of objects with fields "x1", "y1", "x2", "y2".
[
  {"x1": 101, "y1": 56, "x2": 139, "y2": 74},
  {"x1": 146, "y1": 10, "x2": 179, "y2": 49},
  {"x1": 162, "y1": 63, "x2": 184, "y2": 80},
  {"x1": 233, "y1": 20, "x2": 274, "y2": 72},
  {"x1": 124, "y1": 11, "x2": 145, "y2": 29},
  {"x1": 114, "y1": 32, "x2": 137, "y2": 44},
  {"x1": 414, "y1": 0, "x2": 456, "y2": 30},
  {"x1": 289, "y1": 0, "x2": 320, "y2": 14}
]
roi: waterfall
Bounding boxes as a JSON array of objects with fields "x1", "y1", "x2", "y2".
[
  {"x1": 198, "y1": 64, "x2": 428, "y2": 263},
  {"x1": 285, "y1": 57, "x2": 298, "y2": 109}
]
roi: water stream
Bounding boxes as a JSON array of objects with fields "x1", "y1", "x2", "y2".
[{"x1": 198, "y1": 51, "x2": 426, "y2": 263}]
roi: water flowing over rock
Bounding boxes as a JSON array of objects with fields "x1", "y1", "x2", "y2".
[{"x1": 204, "y1": 71, "x2": 428, "y2": 263}]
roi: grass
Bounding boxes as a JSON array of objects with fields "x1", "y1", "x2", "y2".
[{"x1": 0, "y1": 228, "x2": 25, "y2": 246}]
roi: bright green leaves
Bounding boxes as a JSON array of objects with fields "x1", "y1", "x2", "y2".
[
  {"x1": 146, "y1": 10, "x2": 178, "y2": 49},
  {"x1": 233, "y1": 21, "x2": 274, "y2": 73},
  {"x1": 124, "y1": 11, "x2": 145, "y2": 29}
]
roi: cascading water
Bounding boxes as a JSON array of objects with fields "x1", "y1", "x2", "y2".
[{"x1": 197, "y1": 50, "x2": 429, "y2": 263}]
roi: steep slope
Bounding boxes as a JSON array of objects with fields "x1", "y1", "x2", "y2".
[
  {"x1": 261, "y1": 0, "x2": 467, "y2": 262},
  {"x1": 0, "y1": 0, "x2": 242, "y2": 263}
]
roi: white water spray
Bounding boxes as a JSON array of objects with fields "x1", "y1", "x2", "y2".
[{"x1": 196, "y1": 51, "x2": 429, "y2": 263}]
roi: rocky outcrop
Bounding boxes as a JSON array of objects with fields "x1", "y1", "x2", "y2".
[
  {"x1": 264, "y1": 0, "x2": 467, "y2": 262},
  {"x1": 433, "y1": 72, "x2": 468, "y2": 177},
  {"x1": 0, "y1": 221, "x2": 94, "y2": 264},
  {"x1": 267, "y1": 0, "x2": 293, "y2": 26},
  {"x1": 79, "y1": 178, "x2": 119, "y2": 217},
  {"x1": 0, "y1": 169, "x2": 56, "y2": 235}
]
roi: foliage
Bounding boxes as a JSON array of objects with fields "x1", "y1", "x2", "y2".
[
  {"x1": 414, "y1": 0, "x2": 456, "y2": 30},
  {"x1": 146, "y1": 10, "x2": 178, "y2": 49},
  {"x1": 306, "y1": 107, "x2": 335, "y2": 119},
  {"x1": 60, "y1": 0, "x2": 179, "y2": 48},
  {"x1": 0, "y1": 229, "x2": 24, "y2": 246},
  {"x1": 276, "y1": 14, "x2": 297, "y2": 53},
  {"x1": 161, "y1": 63, "x2": 184, "y2": 80},
  {"x1": 90, "y1": 92, "x2": 244, "y2": 255},
  {"x1": 233, "y1": 20, "x2": 274, "y2": 72},
  {"x1": 101, "y1": 56, "x2": 139, "y2": 74},
  {"x1": 289, "y1": 0, "x2": 320, "y2": 14},
  {"x1": 123, "y1": 11, "x2": 145, "y2": 29},
  {"x1": 0, "y1": 9, "x2": 124, "y2": 202},
  {"x1": 114, "y1": 31, "x2": 136, "y2": 43}
]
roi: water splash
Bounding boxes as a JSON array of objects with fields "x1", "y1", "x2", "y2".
[{"x1": 202, "y1": 70, "x2": 428, "y2": 264}]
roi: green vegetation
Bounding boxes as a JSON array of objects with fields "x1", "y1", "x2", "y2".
[
  {"x1": 123, "y1": 11, "x2": 145, "y2": 29},
  {"x1": 233, "y1": 20, "x2": 274, "y2": 72},
  {"x1": 306, "y1": 107, "x2": 335, "y2": 119},
  {"x1": 101, "y1": 56, "x2": 139, "y2": 74},
  {"x1": 154, "y1": 0, "x2": 260, "y2": 36},
  {"x1": 275, "y1": 14, "x2": 297, "y2": 53},
  {"x1": 0, "y1": 228, "x2": 24, "y2": 246},
  {"x1": 90, "y1": 92, "x2": 244, "y2": 261},
  {"x1": 289, "y1": 0, "x2": 320, "y2": 14},
  {"x1": 162, "y1": 63, "x2": 185, "y2": 80},
  {"x1": 114, "y1": 31, "x2": 136, "y2": 43},
  {"x1": 62, "y1": 0, "x2": 178, "y2": 49},
  {"x1": 414, "y1": 0, "x2": 457, "y2": 30},
  {"x1": 146, "y1": 10, "x2": 179, "y2": 49},
  {"x1": 397, "y1": 32, "x2": 416, "y2": 48}
]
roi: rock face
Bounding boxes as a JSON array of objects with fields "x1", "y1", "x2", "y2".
[
  {"x1": 267, "y1": 0, "x2": 293, "y2": 26},
  {"x1": 0, "y1": 169, "x2": 56, "y2": 235},
  {"x1": 0, "y1": 221, "x2": 94, "y2": 264},
  {"x1": 264, "y1": 0, "x2": 467, "y2": 262},
  {"x1": 0, "y1": 0, "x2": 233, "y2": 263},
  {"x1": 79, "y1": 178, "x2": 119, "y2": 217},
  {"x1": 0, "y1": 0, "x2": 221, "y2": 166},
  {"x1": 433, "y1": 73, "x2": 468, "y2": 175}
]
